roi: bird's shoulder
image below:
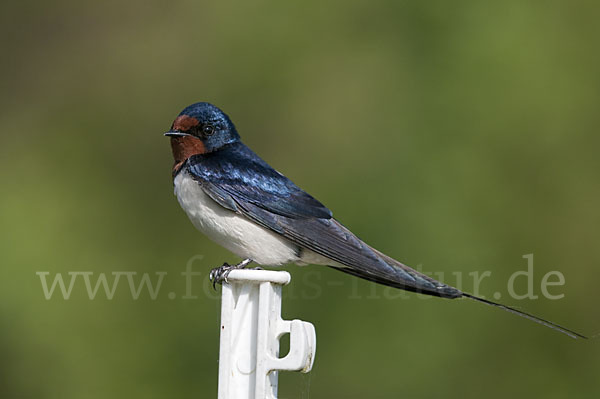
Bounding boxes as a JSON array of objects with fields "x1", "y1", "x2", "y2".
[{"x1": 184, "y1": 142, "x2": 332, "y2": 220}]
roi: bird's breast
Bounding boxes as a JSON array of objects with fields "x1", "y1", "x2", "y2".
[{"x1": 173, "y1": 170, "x2": 302, "y2": 266}]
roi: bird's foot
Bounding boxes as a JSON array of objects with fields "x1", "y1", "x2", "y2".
[{"x1": 209, "y1": 258, "x2": 255, "y2": 289}]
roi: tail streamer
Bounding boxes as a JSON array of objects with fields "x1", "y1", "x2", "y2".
[{"x1": 462, "y1": 293, "x2": 587, "y2": 340}]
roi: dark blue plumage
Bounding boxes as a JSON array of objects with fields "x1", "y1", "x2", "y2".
[
  {"x1": 187, "y1": 142, "x2": 333, "y2": 220},
  {"x1": 182, "y1": 142, "x2": 460, "y2": 298}
]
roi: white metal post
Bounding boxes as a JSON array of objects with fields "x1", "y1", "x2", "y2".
[{"x1": 217, "y1": 269, "x2": 316, "y2": 399}]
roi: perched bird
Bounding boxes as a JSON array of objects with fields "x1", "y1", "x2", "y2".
[{"x1": 165, "y1": 102, "x2": 585, "y2": 339}]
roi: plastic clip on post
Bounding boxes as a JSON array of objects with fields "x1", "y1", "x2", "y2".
[{"x1": 217, "y1": 269, "x2": 316, "y2": 399}]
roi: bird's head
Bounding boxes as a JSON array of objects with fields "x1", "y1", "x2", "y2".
[{"x1": 165, "y1": 102, "x2": 240, "y2": 167}]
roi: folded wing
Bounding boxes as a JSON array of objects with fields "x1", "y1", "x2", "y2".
[{"x1": 186, "y1": 143, "x2": 461, "y2": 299}]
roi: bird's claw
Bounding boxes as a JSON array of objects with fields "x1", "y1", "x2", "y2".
[
  {"x1": 209, "y1": 259, "x2": 255, "y2": 289},
  {"x1": 209, "y1": 263, "x2": 234, "y2": 289}
]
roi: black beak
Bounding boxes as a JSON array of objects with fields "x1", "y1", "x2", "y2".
[{"x1": 164, "y1": 130, "x2": 191, "y2": 137}]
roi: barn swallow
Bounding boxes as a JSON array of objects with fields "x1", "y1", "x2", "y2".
[{"x1": 165, "y1": 102, "x2": 585, "y2": 339}]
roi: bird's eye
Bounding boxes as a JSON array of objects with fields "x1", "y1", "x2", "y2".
[{"x1": 202, "y1": 124, "x2": 215, "y2": 136}]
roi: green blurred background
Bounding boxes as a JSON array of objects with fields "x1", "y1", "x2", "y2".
[{"x1": 1, "y1": 0, "x2": 599, "y2": 397}]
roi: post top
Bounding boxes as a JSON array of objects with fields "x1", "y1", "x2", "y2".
[{"x1": 225, "y1": 269, "x2": 291, "y2": 285}]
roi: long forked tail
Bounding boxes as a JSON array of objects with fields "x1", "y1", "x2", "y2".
[
  {"x1": 462, "y1": 293, "x2": 587, "y2": 340},
  {"x1": 329, "y1": 266, "x2": 587, "y2": 339}
]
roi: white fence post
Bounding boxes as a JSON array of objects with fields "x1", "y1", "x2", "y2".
[{"x1": 217, "y1": 269, "x2": 316, "y2": 399}]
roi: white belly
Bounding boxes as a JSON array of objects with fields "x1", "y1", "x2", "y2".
[{"x1": 174, "y1": 171, "x2": 325, "y2": 266}]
